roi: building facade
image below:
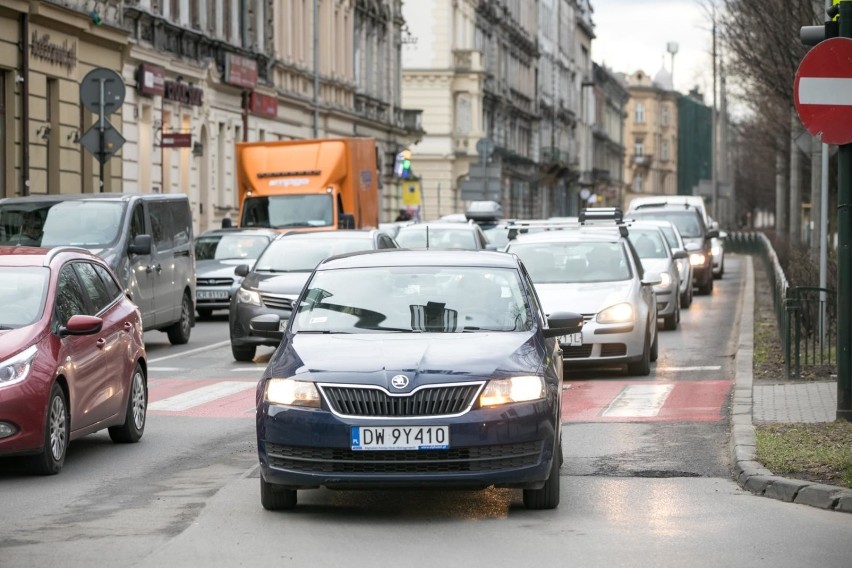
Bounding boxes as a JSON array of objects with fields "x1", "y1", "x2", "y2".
[
  {"x1": 677, "y1": 88, "x2": 712, "y2": 198},
  {"x1": 621, "y1": 67, "x2": 679, "y2": 205},
  {"x1": 590, "y1": 62, "x2": 628, "y2": 208}
]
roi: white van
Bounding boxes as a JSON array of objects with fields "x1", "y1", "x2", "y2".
[
  {"x1": 627, "y1": 195, "x2": 709, "y2": 226},
  {"x1": 0, "y1": 193, "x2": 196, "y2": 344}
]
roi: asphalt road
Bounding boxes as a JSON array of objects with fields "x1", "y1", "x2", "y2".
[{"x1": 2, "y1": 254, "x2": 851, "y2": 567}]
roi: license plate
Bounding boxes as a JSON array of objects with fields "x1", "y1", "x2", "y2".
[
  {"x1": 560, "y1": 332, "x2": 582, "y2": 346},
  {"x1": 197, "y1": 290, "x2": 228, "y2": 300},
  {"x1": 278, "y1": 319, "x2": 287, "y2": 331},
  {"x1": 351, "y1": 426, "x2": 449, "y2": 451}
]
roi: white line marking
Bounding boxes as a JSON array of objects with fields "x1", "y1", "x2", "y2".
[
  {"x1": 660, "y1": 366, "x2": 722, "y2": 371},
  {"x1": 231, "y1": 368, "x2": 266, "y2": 373},
  {"x1": 148, "y1": 367, "x2": 182, "y2": 372},
  {"x1": 799, "y1": 77, "x2": 852, "y2": 105},
  {"x1": 148, "y1": 340, "x2": 230, "y2": 363},
  {"x1": 149, "y1": 381, "x2": 256, "y2": 412},
  {"x1": 602, "y1": 384, "x2": 675, "y2": 418}
]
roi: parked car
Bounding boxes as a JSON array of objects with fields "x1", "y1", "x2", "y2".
[
  {"x1": 505, "y1": 220, "x2": 660, "y2": 376},
  {"x1": 626, "y1": 223, "x2": 687, "y2": 331},
  {"x1": 251, "y1": 249, "x2": 583, "y2": 510},
  {"x1": 0, "y1": 246, "x2": 148, "y2": 474},
  {"x1": 634, "y1": 219, "x2": 694, "y2": 309},
  {"x1": 194, "y1": 228, "x2": 277, "y2": 319},
  {"x1": 395, "y1": 222, "x2": 494, "y2": 250},
  {"x1": 0, "y1": 193, "x2": 196, "y2": 344},
  {"x1": 229, "y1": 229, "x2": 398, "y2": 361}
]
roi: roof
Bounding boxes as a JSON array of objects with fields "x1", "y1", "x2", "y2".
[
  {"x1": 0, "y1": 245, "x2": 99, "y2": 267},
  {"x1": 197, "y1": 228, "x2": 279, "y2": 238},
  {"x1": 507, "y1": 228, "x2": 625, "y2": 245},
  {"x1": 398, "y1": 222, "x2": 478, "y2": 231},
  {"x1": 317, "y1": 249, "x2": 519, "y2": 270},
  {"x1": 276, "y1": 229, "x2": 380, "y2": 240},
  {"x1": 0, "y1": 193, "x2": 188, "y2": 204}
]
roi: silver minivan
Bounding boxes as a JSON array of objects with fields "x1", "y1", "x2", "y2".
[{"x1": 0, "y1": 193, "x2": 196, "y2": 344}]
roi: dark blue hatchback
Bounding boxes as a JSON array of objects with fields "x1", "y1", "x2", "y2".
[{"x1": 254, "y1": 249, "x2": 582, "y2": 510}]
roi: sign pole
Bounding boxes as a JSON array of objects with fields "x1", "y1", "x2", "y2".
[
  {"x1": 838, "y1": 0, "x2": 852, "y2": 421},
  {"x1": 98, "y1": 78, "x2": 106, "y2": 192}
]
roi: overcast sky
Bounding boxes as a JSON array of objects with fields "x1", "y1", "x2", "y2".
[{"x1": 592, "y1": 0, "x2": 715, "y2": 97}]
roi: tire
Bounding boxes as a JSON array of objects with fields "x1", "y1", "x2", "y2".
[
  {"x1": 662, "y1": 311, "x2": 677, "y2": 331},
  {"x1": 698, "y1": 274, "x2": 713, "y2": 295},
  {"x1": 232, "y1": 342, "x2": 257, "y2": 362},
  {"x1": 109, "y1": 363, "x2": 147, "y2": 443},
  {"x1": 196, "y1": 308, "x2": 213, "y2": 320},
  {"x1": 523, "y1": 443, "x2": 561, "y2": 510},
  {"x1": 167, "y1": 292, "x2": 193, "y2": 345},
  {"x1": 260, "y1": 476, "x2": 297, "y2": 510},
  {"x1": 30, "y1": 383, "x2": 69, "y2": 475},
  {"x1": 627, "y1": 332, "x2": 651, "y2": 376},
  {"x1": 681, "y1": 286, "x2": 692, "y2": 309},
  {"x1": 650, "y1": 328, "x2": 659, "y2": 362}
]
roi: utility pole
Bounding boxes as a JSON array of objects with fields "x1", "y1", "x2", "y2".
[
  {"x1": 711, "y1": 13, "x2": 719, "y2": 219},
  {"x1": 838, "y1": 0, "x2": 852, "y2": 421},
  {"x1": 312, "y1": 0, "x2": 319, "y2": 138}
]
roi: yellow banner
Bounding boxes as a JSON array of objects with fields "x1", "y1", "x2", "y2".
[{"x1": 402, "y1": 180, "x2": 422, "y2": 206}]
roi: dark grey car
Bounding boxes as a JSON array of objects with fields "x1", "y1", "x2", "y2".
[{"x1": 228, "y1": 229, "x2": 398, "y2": 361}]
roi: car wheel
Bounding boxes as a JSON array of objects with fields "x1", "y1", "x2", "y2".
[
  {"x1": 523, "y1": 443, "x2": 561, "y2": 510},
  {"x1": 232, "y1": 342, "x2": 257, "y2": 362},
  {"x1": 196, "y1": 308, "x2": 213, "y2": 320},
  {"x1": 650, "y1": 328, "x2": 659, "y2": 362},
  {"x1": 698, "y1": 274, "x2": 713, "y2": 295},
  {"x1": 682, "y1": 284, "x2": 693, "y2": 309},
  {"x1": 663, "y1": 301, "x2": 679, "y2": 331},
  {"x1": 167, "y1": 292, "x2": 193, "y2": 345},
  {"x1": 627, "y1": 332, "x2": 651, "y2": 376},
  {"x1": 30, "y1": 383, "x2": 69, "y2": 475},
  {"x1": 109, "y1": 363, "x2": 147, "y2": 443},
  {"x1": 260, "y1": 476, "x2": 297, "y2": 510}
]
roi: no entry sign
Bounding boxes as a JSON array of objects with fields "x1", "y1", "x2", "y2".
[{"x1": 795, "y1": 37, "x2": 852, "y2": 145}]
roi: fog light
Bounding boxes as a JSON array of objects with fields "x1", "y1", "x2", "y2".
[{"x1": 0, "y1": 422, "x2": 17, "y2": 439}]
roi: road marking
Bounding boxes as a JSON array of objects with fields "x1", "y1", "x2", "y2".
[
  {"x1": 601, "y1": 384, "x2": 675, "y2": 418},
  {"x1": 148, "y1": 367, "x2": 182, "y2": 372},
  {"x1": 231, "y1": 368, "x2": 266, "y2": 373},
  {"x1": 799, "y1": 78, "x2": 852, "y2": 105},
  {"x1": 148, "y1": 340, "x2": 231, "y2": 363},
  {"x1": 149, "y1": 381, "x2": 256, "y2": 412},
  {"x1": 660, "y1": 366, "x2": 722, "y2": 371}
]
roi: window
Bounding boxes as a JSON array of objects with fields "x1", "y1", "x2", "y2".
[
  {"x1": 149, "y1": 201, "x2": 173, "y2": 250},
  {"x1": 73, "y1": 262, "x2": 114, "y2": 314},
  {"x1": 130, "y1": 204, "x2": 146, "y2": 241},
  {"x1": 634, "y1": 140, "x2": 644, "y2": 157},
  {"x1": 633, "y1": 173, "x2": 644, "y2": 193},
  {"x1": 661, "y1": 104, "x2": 670, "y2": 126},
  {"x1": 635, "y1": 102, "x2": 645, "y2": 124},
  {"x1": 92, "y1": 263, "x2": 123, "y2": 301},
  {"x1": 661, "y1": 139, "x2": 670, "y2": 161},
  {"x1": 55, "y1": 265, "x2": 88, "y2": 326}
]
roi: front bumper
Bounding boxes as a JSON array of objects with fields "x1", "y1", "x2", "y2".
[
  {"x1": 0, "y1": 380, "x2": 49, "y2": 457},
  {"x1": 654, "y1": 288, "x2": 677, "y2": 317},
  {"x1": 230, "y1": 300, "x2": 292, "y2": 348},
  {"x1": 258, "y1": 401, "x2": 557, "y2": 490},
  {"x1": 560, "y1": 317, "x2": 646, "y2": 365}
]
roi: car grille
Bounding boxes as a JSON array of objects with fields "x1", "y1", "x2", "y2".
[
  {"x1": 600, "y1": 343, "x2": 627, "y2": 357},
  {"x1": 197, "y1": 278, "x2": 233, "y2": 286},
  {"x1": 564, "y1": 345, "x2": 593, "y2": 358},
  {"x1": 265, "y1": 441, "x2": 542, "y2": 474},
  {"x1": 261, "y1": 294, "x2": 293, "y2": 310},
  {"x1": 320, "y1": 384, "x2": 482, "y2": 417}
]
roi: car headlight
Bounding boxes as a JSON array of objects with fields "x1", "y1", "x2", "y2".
[
  {"x1": 656, "y1": 272, "x2": 673, "y2": 289},
  {"x1": 689, "y1": 253, "x2": 706, "y2": 267},
  {"x1": 596, "y1": 302, "x2": 634, "y2": 324},
  {"x1": 264, "y1": 378, "x2": 321, "y2": 408},
  {"x1": 711, "y1": 245, "x2": 723, "y2": 257},
  {"x1": 0, "y1": 345, "x2": 38, "y2": 388},
  {"x1": 236, "y1": 287, "x2": 262, "y2": 306},
  {"x1": 480, "y1": 376, "x2": 545, "y2": 407}
]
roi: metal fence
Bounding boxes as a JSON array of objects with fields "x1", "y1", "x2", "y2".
[{"x1": 727, "y1": 232, "x2": 837, "y2": 379}]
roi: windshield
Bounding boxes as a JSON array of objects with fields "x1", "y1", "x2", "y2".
[
  {"x1": 628, "y1": 229, "x2": 668, "y2": 259},
  {"x1": 510, "y1": 241, "x2": 632, "y2": 283},
  {"x1": 195, "y1": 234, "x2": 271, "y2": 261},
  {"x1": 241, "y1": 195, "x2": 334, "y2": 229},
  {"x1": 395, "y1": 227, "x2": 477, "y2": 249},
  {"x1": 659, "y1": 226, "x2": 680, "y2": 249},
  {"x1": 291, "y1": 266, "x2": 532, "y2": 333},
  {"x1": 0, "y1": 267, "x2": 49, "y2": 328},
  {"x1": 254, "y1": 237, "x2": 375, "y2": 272},
  {"x1": 629, "y1": 211, "x2": 703, "y2": 238},
  {"x1": 31, "y1": 201, "x2": 124, "y2": 248}
]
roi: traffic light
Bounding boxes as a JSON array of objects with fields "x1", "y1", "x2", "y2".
[{"x1": 801, "y1": 2, "x2": 840, "y2": 46}]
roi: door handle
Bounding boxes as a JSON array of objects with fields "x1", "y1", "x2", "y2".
[{"x1": 96, "y1": 338, "x2": 107, "y2": 349}]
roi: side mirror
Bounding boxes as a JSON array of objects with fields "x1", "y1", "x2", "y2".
[
  {"x1": 128, "y1": 234, "x2": 152, "y2": 255},
  {"x1": 234, "y1": 264, "x2": 250, "y2": 277},
  {"x1": 250, "y1": 314, "x2": 285, "y2": 339},
  {"x1": 672, "y1": 249, "x2": 689, "y2": 260},
  {"x1": 705, "y1": 228, "x2": 720, "y2": 239},
  {"x1": 544, "y1": 311, "x2": 584, "y2": 338},
  {"x1": 719, "y1": 230, "x2": 728, "y2": 240},
  {"x1": 59, "y1": 314, "x2": 103, "y2": 337},
  {"x1": 642, "y1": 272, "x2": 662, "y2": 286},
  {"x1": 485, "y1": 243, "x2": 499, "y2": 251}
]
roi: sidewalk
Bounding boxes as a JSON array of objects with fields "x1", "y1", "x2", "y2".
[{"x1": 730, "y1": 257, "x2": 852, "y2": 513}]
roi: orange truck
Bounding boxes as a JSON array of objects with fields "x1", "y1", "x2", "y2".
[{"x1": 235, "y1": 137, "x2": 380, "y2": 231}]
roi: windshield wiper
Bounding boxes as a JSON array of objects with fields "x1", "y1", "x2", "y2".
[
  {"x1": 462, "y1": 326, "x2": 505, "y2": 332},
  {"x1": 0, "y1": 325, "x2": 14, "y2": 330},
  {"x1": 274, "y1": 222, "x2": 312, "y2": 228},
  {"x1": 296, "y1": 330, "x2": 351, "y2": 334}
]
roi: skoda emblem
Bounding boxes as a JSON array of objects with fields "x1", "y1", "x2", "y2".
[{"x1": 391, "y1": 375, "x2": 409, "y2": 389}]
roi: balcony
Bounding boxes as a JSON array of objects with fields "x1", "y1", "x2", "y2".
[
  {"x1": 354, "y1": 94, "x2": 390, "y2": 124},
  {"x1": 401, "y1": 109, "x2": 424, "y2": 134},
  {"x1": 632, "y1": 154, "x2": 653, "y2": 167},
  {"x1": 453, "y1": 49, "x2": 484, "y2": 72}
]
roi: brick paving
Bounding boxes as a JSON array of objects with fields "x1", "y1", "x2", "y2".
[{"x1": 753, "y1": 381, "x2": 838, "y2": 423}]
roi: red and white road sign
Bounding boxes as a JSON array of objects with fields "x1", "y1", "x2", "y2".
[{"x1": 795, "y1": 37, "x2": 852, "y2": 145}]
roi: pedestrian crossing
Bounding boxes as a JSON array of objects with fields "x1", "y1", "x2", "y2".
[{"x1": 146, "y1": 378, "x2": 732, "y2": 422}]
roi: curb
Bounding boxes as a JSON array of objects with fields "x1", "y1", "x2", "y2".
[{"x1": 731, "y1": 256, "x2": 852, "y2": 514}]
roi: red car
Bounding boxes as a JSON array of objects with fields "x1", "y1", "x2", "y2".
[{"x1": 0, "y1": 246, "x2": 148, "y2": 474}]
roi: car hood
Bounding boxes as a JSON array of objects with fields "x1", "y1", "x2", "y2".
[
  {"x1": 0, "y1": 326, "x2": 43, "y2": 360},
  {"x1": 243, "y1": 271, "x2": 312, "y2": 295},
  {"x1": 197, "y1": 259, "x2": 253, "y2": 279},
  {"x1": 534, "y1": 281, "x2": 633, "y2": 315},
  {"x1": 683, "y1": 237, "x2": 705, "y2": 251},
  {"x1": 267, "y1": 332, "x2": 542, "y2": 389}
]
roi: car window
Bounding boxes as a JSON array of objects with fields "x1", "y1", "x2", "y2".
[
  {"x1": 73, "y1": 262, "x2": 114, "y2": 314},
  {"x1": 628, "y1": 230, "x2": 668, "y2": 259},
  {"x1": 149, "y1": 201, "x2": 173, "y2": 250},
  {"x1": 631, "y1": 211, "x2": 703, "y2": 238},
  {"x1": 292, "y1": 266, "x2": 532, "y2": 333},
  {"x1": 509, "y1": 241, "x2": 631, "y2": 283},
  {"x1": 130, "y1": 203, "x2": 146, "y2": 241},
  {"x1": 55, "y1": 265, "x2": 89, "y2": 326},
  {"x1": 395, "y1": 227, "x2": 477, "y2": 249},
  {"x1": 92, "y1": 263, "x2": 123, "y2": 300},
  {"x1": 255, "y1": 237, "x2": 375, "y2": 272},
  {"x1": 196, "y1": 234, "x2": 270, "y2": 260}
]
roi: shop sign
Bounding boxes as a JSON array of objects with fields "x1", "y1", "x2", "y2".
[
  {"x1": 225, "y1": 53, "x2": 258, "y2": 89},
  {"x1": 249, "y1": 92, "x2": 278, "y2": 118},
  {"x1": 30, "y1": 29, "x2": 77, "y2": 73},
  {"x1": 164, "y1": 80, "x2": 204, "y2": 106},
  {"x1": 138, "y1": 64, "x2": 165, "y2": 97},
  {"x1": 161, "y1": 133, "x2": 192, "y2": 148}
]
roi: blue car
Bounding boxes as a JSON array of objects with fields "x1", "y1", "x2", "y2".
[{"x1": 253, "y1": 249, "x2": 583, "y2": 511}]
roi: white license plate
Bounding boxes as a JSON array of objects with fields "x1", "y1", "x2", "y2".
[
  {"x1": 560, "y1": 332, "x2": 582, "y2": 346},
  {"x1": 197, "y1": 290, "x2": 228, "y2": 300},
  {"x1": 351, "y1": 426, "x2": 449, "y2": 451}
]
